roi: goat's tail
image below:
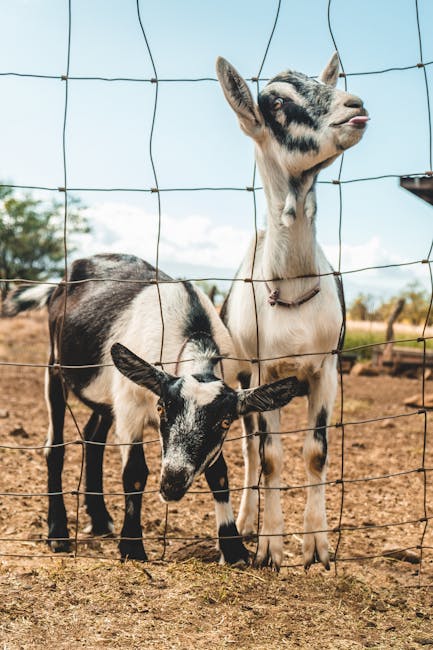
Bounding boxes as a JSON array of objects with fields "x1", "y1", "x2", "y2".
[{"x1": 2, "y1": 284, "x2": 55, "y2": 317}]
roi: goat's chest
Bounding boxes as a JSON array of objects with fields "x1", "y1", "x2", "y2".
[{"x1": 229, "y1": 289, "x2": 341, "y2": 377}]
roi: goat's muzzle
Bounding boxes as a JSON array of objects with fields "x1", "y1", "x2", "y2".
[{"x1": 160, "y1": 467, "x2": 192, "y2": 502}]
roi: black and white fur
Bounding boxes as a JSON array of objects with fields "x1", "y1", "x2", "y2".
[
  {"x1": 216, "y1": 54, "x2": 368, "y2": 570},
  {"x1": 3, "y1": 253, "x2": 308, "y2": 563}
]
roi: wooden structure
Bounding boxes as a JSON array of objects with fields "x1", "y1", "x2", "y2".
[
  {"x1": 373, "y1": 345, "x2": 433, "y2": 376},
  {"x1": 400, "y1": 174, "x2": 433, "y2": 205},
  {"x1": 340, "y1": 352, "x2": 358, "y2": 374}
]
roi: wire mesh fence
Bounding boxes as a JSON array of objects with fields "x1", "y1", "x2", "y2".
[{"x1": 0, "y1": 0, "x2": 432, "y2": 587}]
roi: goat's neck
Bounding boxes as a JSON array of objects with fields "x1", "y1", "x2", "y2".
[{"x1": 257, "y1": 152, "x2": 319, "y2": 281}]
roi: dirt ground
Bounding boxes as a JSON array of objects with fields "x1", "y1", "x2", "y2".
[{"x1": 0, "y1": 312, "x2": 432, "y2": 649}]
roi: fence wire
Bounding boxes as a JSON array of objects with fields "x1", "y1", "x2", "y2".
[{"x1": 0, "y1": 0, "x2": 432, "y2": 587}]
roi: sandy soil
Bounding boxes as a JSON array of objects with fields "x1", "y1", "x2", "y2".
[{"x1": 0, "y1": 312, "x2": 432, "y2": 649}]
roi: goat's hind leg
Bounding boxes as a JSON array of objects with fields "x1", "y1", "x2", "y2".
[
  {"x1": 45, "y1": 367, "x2": 70, "y2": 552},
  {"x1": 254, "y1": 411, "x2": 284, "y2": 571},
  {"x1": 115, "y1": 406, "x2": 149, "y2": 561},
  {"x1": 205, "y1": 452, "x2": 249, "y2": 565},
  {"x1": 303, "y1": 361, "x2": 337, "y2": 570},
  {"x1": 83, "y1": 411, "x2": 114, "y2": 536}
]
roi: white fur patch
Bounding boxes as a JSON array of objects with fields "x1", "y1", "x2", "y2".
[
  {"x1": 180, "y1": 376, "x2": 223, "y2": 406},
  {"x1": 215, "y1": 501, "x2": 234, "y2": 528},
  {"x1": 162, "y1": 450, "x2": 194, "y2": 476}
]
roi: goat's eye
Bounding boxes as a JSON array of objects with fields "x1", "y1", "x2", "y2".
[
  {"x1": 221, "y1": 419, "x2": 231, "y2": 430},
  {"x1": 273, "y1": 97, "x2": 284, "y2": 111},
  {"x1": 156, "y1": 404, "x2": 165, "y2": 416}
]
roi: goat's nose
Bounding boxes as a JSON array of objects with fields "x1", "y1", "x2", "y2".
[
  {"x1": 344, "y1": 95, "x2": 364, "y2": 109},
  {"x1": 165, "y1": 468, "x2": 188, "y2": 488},
  {"x1": 160, "y1": 467, "x2": 190, "y2": 501}
]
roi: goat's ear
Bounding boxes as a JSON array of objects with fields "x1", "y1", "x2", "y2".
[
  {"x1": 319, "y1": 52, "x2": 340, "y2": 87},
  {"x1": 216, "y1": 56, "x2": 264, "y2": 138},
  {"x1": 236, "y1": 377, "x2": 309, "y2": 416},
  {"x1": 111, "y1": 343, "x2": 175, "y2": 396}
]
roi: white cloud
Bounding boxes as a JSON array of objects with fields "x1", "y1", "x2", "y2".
[
  {"x1": 79, "y1": 202, "x2": 251, "y2": 270},
  {"x1": 75, "y1": 203, "x2": 429, "y2": 301},
  {"x1": 324, "y1": 236, "x2": 395, "y2": 274},
  {"x1": 323, "y1": 236, "x2": 430, "y2": 301}
]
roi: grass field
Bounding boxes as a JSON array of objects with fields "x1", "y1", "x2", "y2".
[{"x1": 344, "y1": 322, "x2": 433, "y2": 360}]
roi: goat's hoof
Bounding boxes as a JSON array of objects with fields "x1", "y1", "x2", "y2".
[
  {"x1": 303, "y1": 534, "x2": 330, "y2": 571},
  {"x1": 219, "y1": 522, "x2": 250, "y2": 566},
  {"x1": 119, "y1": 540, "x2": 148, "y2": 562},
  {"x1": 225, "y1": 557, "x2": 249, "y2": 569},
  {"x1": 220, "y1": 542, "x2": 250, "y2": 567},
  {"x1": 254, "y1": 535, "x2": 282, "y2": 572},
  {"x1": 253, "y1": 556, "x2": 281, "y2": 572},
  {"x1": 83, "y1": 518, "x2": 114, "y2": 536},
  {"x1": 236, "y1": 514, "x2": 256, "y2": 538},
  {"x1": 48, "y1": 537, "x2": 72, "y2": 553}
]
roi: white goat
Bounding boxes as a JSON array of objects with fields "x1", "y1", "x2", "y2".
[{"x1": 216, "y1": 53, "x2": 369, "y2": 570}]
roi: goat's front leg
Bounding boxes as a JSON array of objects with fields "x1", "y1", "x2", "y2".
[
  {"x1": 116, "y1": 407, "x2": 149, "y2": 561},
  {"x1": 205, "y1": 452, "x2": 249, "y2": 565},
  {"x1": 255, "y1": 409, "x2": 284, "y2": 571},
  {"x1": 83, "y1": 411, "x2": 114, "y2": 536},
  {"x1": 118, "y1": 441, "x2": 149, "y2": 561},
  {"x1": 303, "y1": 359, "x2": 337, "y2": 570}
]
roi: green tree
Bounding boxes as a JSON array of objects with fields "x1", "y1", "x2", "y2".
[
  {"x1": 349, "y1": 281, "x2": 432, "y2": 327},
  {"x1": 376, "y1": 281, "x2": 431, "y2": 326},
  {"x1": 0, "y1": 186, "x2": 90, "y2": 299},
  {"x1": 194, "y1": 280, "x2": 227, "y2": 306},
  {"x1": 348, "y1": 293, "x2": 375, "y2": 321}
]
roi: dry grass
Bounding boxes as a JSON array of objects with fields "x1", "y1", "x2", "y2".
[{"x1": 1, "y1": 559, "x2": 433, "y2": 649}]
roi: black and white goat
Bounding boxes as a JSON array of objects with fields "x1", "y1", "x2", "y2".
[
  {"x1": 216, "y1": 54, "x2": 369, "y2": 570},
  {"x1": 4, "y1": 253, "x2": 308, "y2": 563}
]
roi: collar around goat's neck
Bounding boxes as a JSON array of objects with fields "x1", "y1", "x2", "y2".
[{"x1": 265, "y1": 276, "x2": 321, "y2": 308}]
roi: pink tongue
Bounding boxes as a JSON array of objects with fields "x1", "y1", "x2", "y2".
[{"x1": 348, "y1": 115, "x2": 370, "y2": 125}]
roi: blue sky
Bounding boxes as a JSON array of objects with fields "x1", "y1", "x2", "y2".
[{"x1": 1, "y1": 0, "x2": 432, "y2": 304}]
